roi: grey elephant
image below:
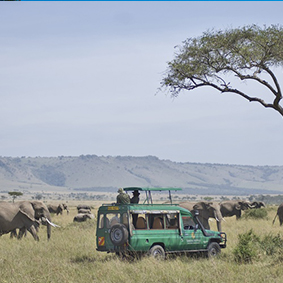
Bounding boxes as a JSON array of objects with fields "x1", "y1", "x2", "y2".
[
  {"x1": 48, "y1": 203, "x2": 69, "y2": 215},
  {"x1": 73, "y1": 213, "x2": 94, "y2": 222},
  {"x1": 78, "y1": 208, "x2": 91, "y2": 214},
  {"x1": 250, "y1": 201, "x2": 265, "y2": 209},
  {"x1": 220, "y1": 200, "x2": 253, "y2": 219},
  {"x1": 5, "y1": 200, "x2": 58, "y2": 240},
  {"x1": 77, "y1": 204, "x2": 91, "y2": 211},
  {"x1": 179, "y1": 201, "x2": 223, "y2": 231},
  {"x1": 272, "y1": 203, "x2": 283, "y2": 225},
  {"x1": 0, "y1": 201, "x2": 41, "y2": 240}
]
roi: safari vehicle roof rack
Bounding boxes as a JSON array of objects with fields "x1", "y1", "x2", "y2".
[{"x1": 123, "y1": 187, "x2": 182, "y2": 205}]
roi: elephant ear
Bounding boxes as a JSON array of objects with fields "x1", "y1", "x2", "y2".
[
  {"x1": 235, "y1": 202, "x2": 242, "y2": 210},
  {"x1": 193, "y1": 202, "x2": 206, "y2": 210},
  {"x1": 19, "y1": 209, "x2": 36, "y2": 222}
]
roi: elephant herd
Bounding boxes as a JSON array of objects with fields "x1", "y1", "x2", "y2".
[
  {"x1": 0, "y1": 200, "x2": 58, "y2": 241},
  {"x1": 178, "y1": 200, "x2": 266, "y2": 232},
  {"x1": 2, "y1": 198, "x2": 282, "y2": 241},
  {"x1": 74, "y1": 204, "x2": 95, "y2": 222},
  {"x1": 0, "y1": 201, "x2": 96, "y2": 241}
]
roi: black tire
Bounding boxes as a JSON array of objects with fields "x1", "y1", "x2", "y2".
[
  {"x1": 110, "y1": 224, "x2": 128, "y2": 246},
  {"x1": 148, "y1": 245, "x2": 165, "y2": 260},
  {"x1": 207, "y1": 242, "x2": 221, "y2": 258}
]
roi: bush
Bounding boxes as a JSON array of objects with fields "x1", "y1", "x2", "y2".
[
  {"x1": 233, "y1": 230, "x2": 283, "y2": 264},
  {"x1": 260, "y1": 233, "x2": 283, "y2": 256},
  {"x1": 242, "y1": 208, "x2": 268, "y2": 219},
  {"x1": 233, "y1": 229, "x2": 260, "y2": 263}
]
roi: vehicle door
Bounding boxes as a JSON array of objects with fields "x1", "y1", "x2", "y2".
[
  {"x1": 97, "y1": 211, "x2": 124, "y2": 250},
  {"x1": 176, "y1": 215, "x2": 204, "y2": 251}
]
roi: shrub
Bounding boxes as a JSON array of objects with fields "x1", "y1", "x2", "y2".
[
  {"x1": 233, "y1": 229, "x2": 260, "y2": 263},
  {"x1": 260, "y1": 233, "x2": 283, "y2": 256},
  {"x1": 242, "y1": 208, "x2": 268, "y2": 219}
]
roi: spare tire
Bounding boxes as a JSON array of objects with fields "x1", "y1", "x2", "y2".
[{"x1": 110, "y1": 224, "x2": 129, "y2": 246}]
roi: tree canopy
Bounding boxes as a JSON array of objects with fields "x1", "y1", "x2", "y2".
[
  {"x1": 8, "y1": 191, "x2": 23, "y2": 202},
  {"x1": 161, "y1": 25, "x2": 283, "y2": 116}
]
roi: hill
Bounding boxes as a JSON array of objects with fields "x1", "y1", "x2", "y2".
[{"x1": 0, "y1": 155, "x2": 283, "y2": 196}]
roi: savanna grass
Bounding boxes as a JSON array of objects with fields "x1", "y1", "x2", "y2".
[{"x1": 1, "y1": 203, "x2": 283, "y2": 282}]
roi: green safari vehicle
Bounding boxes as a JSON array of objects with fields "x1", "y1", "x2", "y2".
[{"x1": 96, "y1": 187, "x2": 227, "y2": 259}]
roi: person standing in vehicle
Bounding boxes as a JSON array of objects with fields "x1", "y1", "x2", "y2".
[
  {"x1": 130, "y1": 190, "x2": 140, "y2": 227},
  {"x1": 116, "y1": 188, "x2": 130, "y2": 204},
  {"x1": 130, "y1": 190, "x2": 140, "y2": 204}
]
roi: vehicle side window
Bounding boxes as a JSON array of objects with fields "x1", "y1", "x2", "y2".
[
  {"x1": 182, "y1": 216, "x2": 195, "y2": 230},
  {"x1": 166, "y1": 213, "x2": 179, "y2": 229},
  {"x1": 133, "y1": 213, "x2": 147, "y2": 229},
  {"x1": 150, "y1": 214, "x2": 164, "y2": 229}
]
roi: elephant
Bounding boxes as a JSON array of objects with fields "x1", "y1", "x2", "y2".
[
  {"x1": 77, "y1": 204, "x2": 91, "y2": 211},
  {"x1": 272, "y1": 203, "x2": 283, "y2": 225},
  {"x1": 179, "y1": 201, "x2": 223, "y2": 232},
  {"x1": 3, "y1": 200, "x2": 58, "y2": 240},
  {"x1": 48, "y1": 203, "x2": 69, "y2": 215},
  {"x1": 0, "y1": 201, "x2": 41, "y2": 240},
  {"x1": 78, "y1": 208, "x2": 91, "y2": 214},
  {"x1": 220, "y1": 200, "x2": 253, "y2": 219},
  {"x1": 250, "y1": 201, "x2": 265, "y2": 209},
  {"x1": 73, "y1": 213, "x2": 94, "y2": 222}
]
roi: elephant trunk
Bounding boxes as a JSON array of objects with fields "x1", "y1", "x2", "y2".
[{"x1": 214, "y1": 210, "x2": 223, "y2": 232}]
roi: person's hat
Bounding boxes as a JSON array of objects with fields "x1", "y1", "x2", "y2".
[
  {"x1": 133, "y1": 190, "x2": 140, "y2": 195},
  {"x1": 118, "y1": 188, "x2": 124, "y2": 193}
]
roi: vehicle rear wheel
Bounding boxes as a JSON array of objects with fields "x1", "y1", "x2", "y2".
[
  {"x1": 149, "y1": 245, "x2": 165, "y2": 260},
  {"x1": 207, "y1": 242, "x2": 221, "y2": 258},
  {"x1": 110, "y1": 224, "x2": 128, "y2": 246}
]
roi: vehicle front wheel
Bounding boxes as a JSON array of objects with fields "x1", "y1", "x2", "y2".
[
  {"x1": 148, "y1": 245, "x2": 165, "y2": 260},
  {"x1": 207, "y1": 242, "x2": 221, "y2": 258}
]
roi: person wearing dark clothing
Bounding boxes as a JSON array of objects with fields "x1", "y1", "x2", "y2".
[
  {"x1": 130, "y1": 190, "x2": 140, "y2": 204},
  {"x1": 130, "y1": 190, "x2": 140, "y2": 227}
]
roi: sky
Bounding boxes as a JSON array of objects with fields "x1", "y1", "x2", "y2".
[{"x1": 1, "y1": 1, "x2": 283, "y2": 166}]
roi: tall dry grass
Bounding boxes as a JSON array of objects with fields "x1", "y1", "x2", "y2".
[{"x1": 0, "y1": 203, "x2": 283, "y2": 283}]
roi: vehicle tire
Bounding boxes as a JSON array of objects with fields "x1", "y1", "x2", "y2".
[
  {"x1": 148, "y1": 245, "x2": 165, "y2": 260},
  {"x1": 110, "y1": 224, "x2": 128, "y2": 246},
  {"x1": 207, "y1": 242, "x2": 221, "y2": 258}
]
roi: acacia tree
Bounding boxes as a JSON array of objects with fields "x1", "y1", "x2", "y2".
[
  {"x1": 8, "y1": 191, "x2": 23, "y2": 203},
  {"x1": 160, "y1": 25, "x2": 283, "y2": 117}
]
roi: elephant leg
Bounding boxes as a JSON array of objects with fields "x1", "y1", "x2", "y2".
[
  {"x1": 10, "y1": 229, "x2": 17, "y2": 239},
  {"x1": 279, "y1": 216, "x2": 283, "y2": 226},
  {"x1": 236, "y1": 210, "x2": 241, "y2": 220},
  {"x1": 18, "y1": 227, "x2": 27, "y2": 239},
  {"x1": 200, "y1": 217, "x2": 210, "y2": 230},
  {"x1": 27, "y1": 225, "x2": 39, "y2": 241}
]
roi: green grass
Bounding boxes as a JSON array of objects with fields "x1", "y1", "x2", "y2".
[{"x1": 1, "y1": 204, "x2": 283, "y2": 282}]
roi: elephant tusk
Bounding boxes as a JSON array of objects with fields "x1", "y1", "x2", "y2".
[
  {"x1": 222, "y1": 218, "x2": 226, "y2": 222},
  {"x1": 213, "y1": 211, "x2": 220, "y2": 222},
  {"x1": 45, "y1": 217, "x2": 61, "y2": 228}
]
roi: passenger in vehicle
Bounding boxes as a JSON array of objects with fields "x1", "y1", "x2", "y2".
[
  {"x1": 130, "y1": 190, "x2": 140, "y2": 204},
  {"x1": 116, "y1": 188, "x2": 130, "y2": 204},
  {"x1": 130, "y1": 190, "x2": 140, "y2": 226}
]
